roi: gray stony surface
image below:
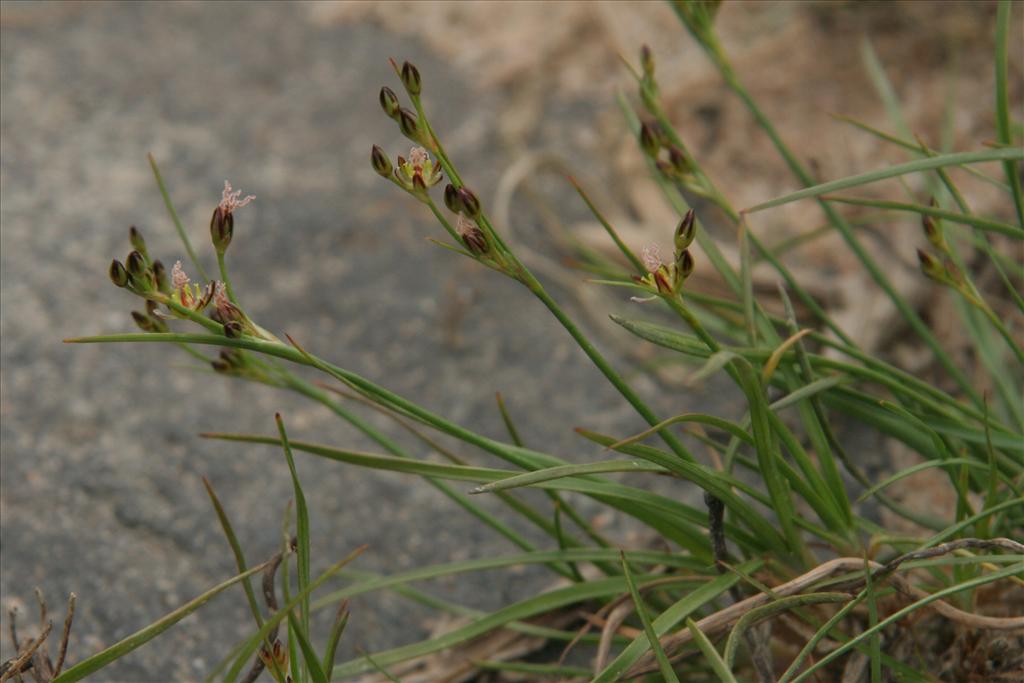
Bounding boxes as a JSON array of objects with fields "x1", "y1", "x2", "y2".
[{"x1": 0, "y1": 3, "x2": 729, "y2": 681}]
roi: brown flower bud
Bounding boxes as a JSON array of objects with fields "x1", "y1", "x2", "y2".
[
  {"x1": 462, "y1": 226, "x2": 488, "y2": 255},
  {"x1": 677, "y1": 249, "x2": 695, "y2": 280},
  {"x1": 457, "y1": 187, "x2": 481, "y2": 219},
  {"x1": 639, "y1": 121, "x2": 660, "y2": 158},
  {"x1": 210, "y1": 206, "x2": 234, "y2": 253},
  {"x1": 151, "y1": 259, "x2": 169, "y2": 293},
  {"x1": 223, "y1": 321, "x2": 244, "y2": 338},
  {"x1": 675, "y1": 209, "x2": 696, "y2": 252},
  {"x1": 668, "y1": 146, "x2": 690, "y2": 175},
  {"x1": 379, "y1": 86, "x2": 400, "y2": 118},
  {"x1": 443, "y1": 183, "x2": 462, "y2": 213},
  {"x1": 109, "y1": 259, "x2": 129, "y2": 287},
  {"x1": 641, "y1": 45, "x2": 654, "y2": 78},
  {"x1": 411, "y1": 172, "x2": 427, "y2": 193},
  {"x1": 917, "y1": 249, "x2": 945, "y2": 283},
  {"x1": 211, "y1": 359, "x2": 231, "y2": 373},
  {"x1": 131, "y1": 310, "x2": 155, "y2": 332},
  {"x1": 397, "y1": 108, "x2": 419, "y2": 140},
  {"x1": 129, "y1": 226, "x2": 148, "y2": 261},
  {"x1": 400, "y1": 61, "x2": 422, "y2": 96},
  {"x1": 126, "y1": 250, "x2": 147, "y2": 280},
  {"x1": 371, "y1": 145, "x2": 392, "y2": 177},
  {"x1": 653, "y1": 268, "x2": 673, "y2": 295}
]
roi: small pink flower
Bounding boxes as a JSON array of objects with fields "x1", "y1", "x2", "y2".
[
  {"x1": 171, "y1": 260, "x2": 190, "y2": 290},
  {"x1": 642, "y1": 244, "x2": 663, "y2": 273},
  {"x1": 219, "y1": 181, "x2": 255, "y2": 215}
]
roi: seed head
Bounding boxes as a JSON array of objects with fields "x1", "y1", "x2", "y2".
[
  {"x1": 379, "y1": 86, "x2": 401, "y2": 118},
  {"x1": 109, "y1": 259, "x2": 129, "y2": 288},
  {"x1": 400, "y1": 61, "x2": 422, "y2": 96}
]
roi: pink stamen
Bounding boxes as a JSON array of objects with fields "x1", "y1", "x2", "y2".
[{"x1": 219, "y1": 180, "x2": 255, "y2": 214}]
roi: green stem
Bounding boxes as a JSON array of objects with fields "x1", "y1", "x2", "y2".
[
  {"x1": 524, "y1": 273, "x2": 696, "y2": 462},
  {"x1": 147, "y1": 153, "x2": 210, "y2": 282},
  {"x1": 216, "y1": 250, "x2": 238, "y2": 304}
]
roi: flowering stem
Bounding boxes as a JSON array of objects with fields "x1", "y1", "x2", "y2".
[
  {"x1": 522, "y1": 273, "x2": 696, "y2": 463},
  {"x1": 216, "y1": 251, "x2": 239, "y2": 305},
  {"x1": 148, "y1": 153, "x2": 210, "y2": 282}
]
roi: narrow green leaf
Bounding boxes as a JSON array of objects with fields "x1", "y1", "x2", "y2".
[
  {"x1": 276, "y1": 414, "x2": 312, "y2": 645},
  {"x1": 822, "y1": 195, "x2": 1024, "y2": 238},
  {"x1": 287, "y1": 611, "x2": 328, "y2": 683},
  {"x1": 223, "y1": 545, "x2": 366, "y2": 683},
  {"x1": 686, "y1": 618, "x2": 738, "y2": 683},
  {"x1": 995, "y1": 1, "x2": 1024, "y2": 224},
  {"x1": 53, "y1": 562, "x2": 269, "y2": 683},
  {"x1": 621, "y1": 551, "x2": 681, "y2": 683},
  {"x1": 744, "y1": 148, "x2": 1023, "y2": 213},
  {"x1": 322, "y1": 600, "x2": 350, "y2": 680},
  {"x1": 147, "y1": 153, "x2": 210, "y2": 281},
  {"x1": 590, "y1": 561, "x2": 761, "y2": 683},
  {"x1": 722, "y1": 592, "x2": 849, "y2": 670},
  {"x1": 469, "y1": 460, "x2": 666, "y2": 494}
]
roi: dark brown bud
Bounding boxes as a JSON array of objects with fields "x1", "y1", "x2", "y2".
[
  {"x1": 223, "y1": 321, "x2": 243, "y2": 338},
  {"x1": 443, "y1": 183, "x2": 462, "y2": 213},
  {"x1": 942, "y1": 257, "x2": 965, "y2": 286},
  {"x1": 677, "y1": 249, "x2": 695, "y2": 280},
  {"x1": 411, "y1": 173, "x2": 427, "y2": 193},
  {"x1": 371, "y1": 145, "x2": 392, "y2": 177},
  {"x1": 462, "y1": 226, "x2": 488, "y2": 255},
  {"x1": 379, "y1": 86, "x2": 400, "y2": 118},
  {"x1": 921, "y1": 214, "x2": 946, "y2": 251},
  {"x1": 129, "y1": 226, "x2": 148, "y2": 261},
  {"x1": 675, "y1": 209, "x2": 696, "y2": 251},
  {"x1": 668, "y1": 146, "x2": 690, "y2": 175},
  {"x1": 126, "y1": 250, "x2": 147, "y2": 280},
  {"x1": 131, "y1": 310, "x2": 154, "y2": 332},
  {"x1": 457, "y1": 187, "x2": 481, "y2": 219},
  {"x1": 400, "y1": 61, "x2": 422, "y2": 96},
  {"x1": 109, "y1": 259, "x2": 129, "y2": 287},
  {"x1": 152, "y1": 259, "x2": 169, "y2": 293},
  {"x1": 917, "y1": 249, "x2": 945, "y2": 283},
  {"x1": 653, "y1": 268, "x2": 673, "y2": 295},
  {"x1": 640, "y1": 45, "x2": 654, "y2": 78},
  {"x1": 639, "y1": 122, "x2": 660, "y2": 158},
  {"x1": 211, "y1": 359, "x2": 231, "y2": 373},
  {"x1": 210, "y1": 207, "x2": 234, "y2": 253},
  {"x1": 397, "y1": 108, "x2": 419, "y2": 140}
]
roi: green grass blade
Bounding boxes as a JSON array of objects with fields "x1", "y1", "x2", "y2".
[
  {"x1": 201, "y1": 477, "x2": 266, "y2": 631},
  {"x1": 276, "y1": 414, "x2": 312, "y2": 644},
  {"x1": 744, "y1": 148, "x2": 1023, "y2": 213},
  {"x1": 223, "y1": 545, "x2": 367, "y2": 683},
  {"x1": 147, "y1": 153, "x2": 210, "y2": 281},
  {"x1": 469, "y1": 459, "x2": 666, "y2": 494},
  {"x1": 287, "y1": 610, "x2": 328, "y2": 683},
  {"x1": 590, "y1": 560, "x2": 760, "y2": 683},
  {"x1": 52, "y1": 562, "x2": 269, "y2": 683},
  {"x1": 322, "y1": 600, "x2": 350, "y2": 680},
  {"x1": 822, "y1": 195, "x2": 1024, "y2": 238},
  {"x1": 494, "y1": 392, "x2": 525, "y2": 447},
  {"x1": 685, "y1": 618, "x2": 738, "y2": 683},
  {"x1": 722, "y1": 592, "x2": 849, "y2": 671},
  {"x1": 995, "y1": 0, "x2": 1024, "y2": 224},
  {"x1": 621, "y1": 551, "x2": 681, "y2": 683},
  {"x1": 328, "y1": 574, "x2": 660, "y2": 679}
]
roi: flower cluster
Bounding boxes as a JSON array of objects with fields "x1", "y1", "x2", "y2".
[{"x1": 632, "y1": 209, "x2": 697, "y2": 298}]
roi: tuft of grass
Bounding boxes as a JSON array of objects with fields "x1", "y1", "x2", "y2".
[{"x1": 53, "y1": 2, "x2": 1024, "y2": 681}]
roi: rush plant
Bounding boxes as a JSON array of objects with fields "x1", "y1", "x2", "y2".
[{"x1": 44, "y1": 1, "x2": 1024, "y2": 681}]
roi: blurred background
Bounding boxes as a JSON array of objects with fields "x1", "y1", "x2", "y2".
[{"x1": 1, "y1": 1, "x2": 1015, "y2": 680}]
